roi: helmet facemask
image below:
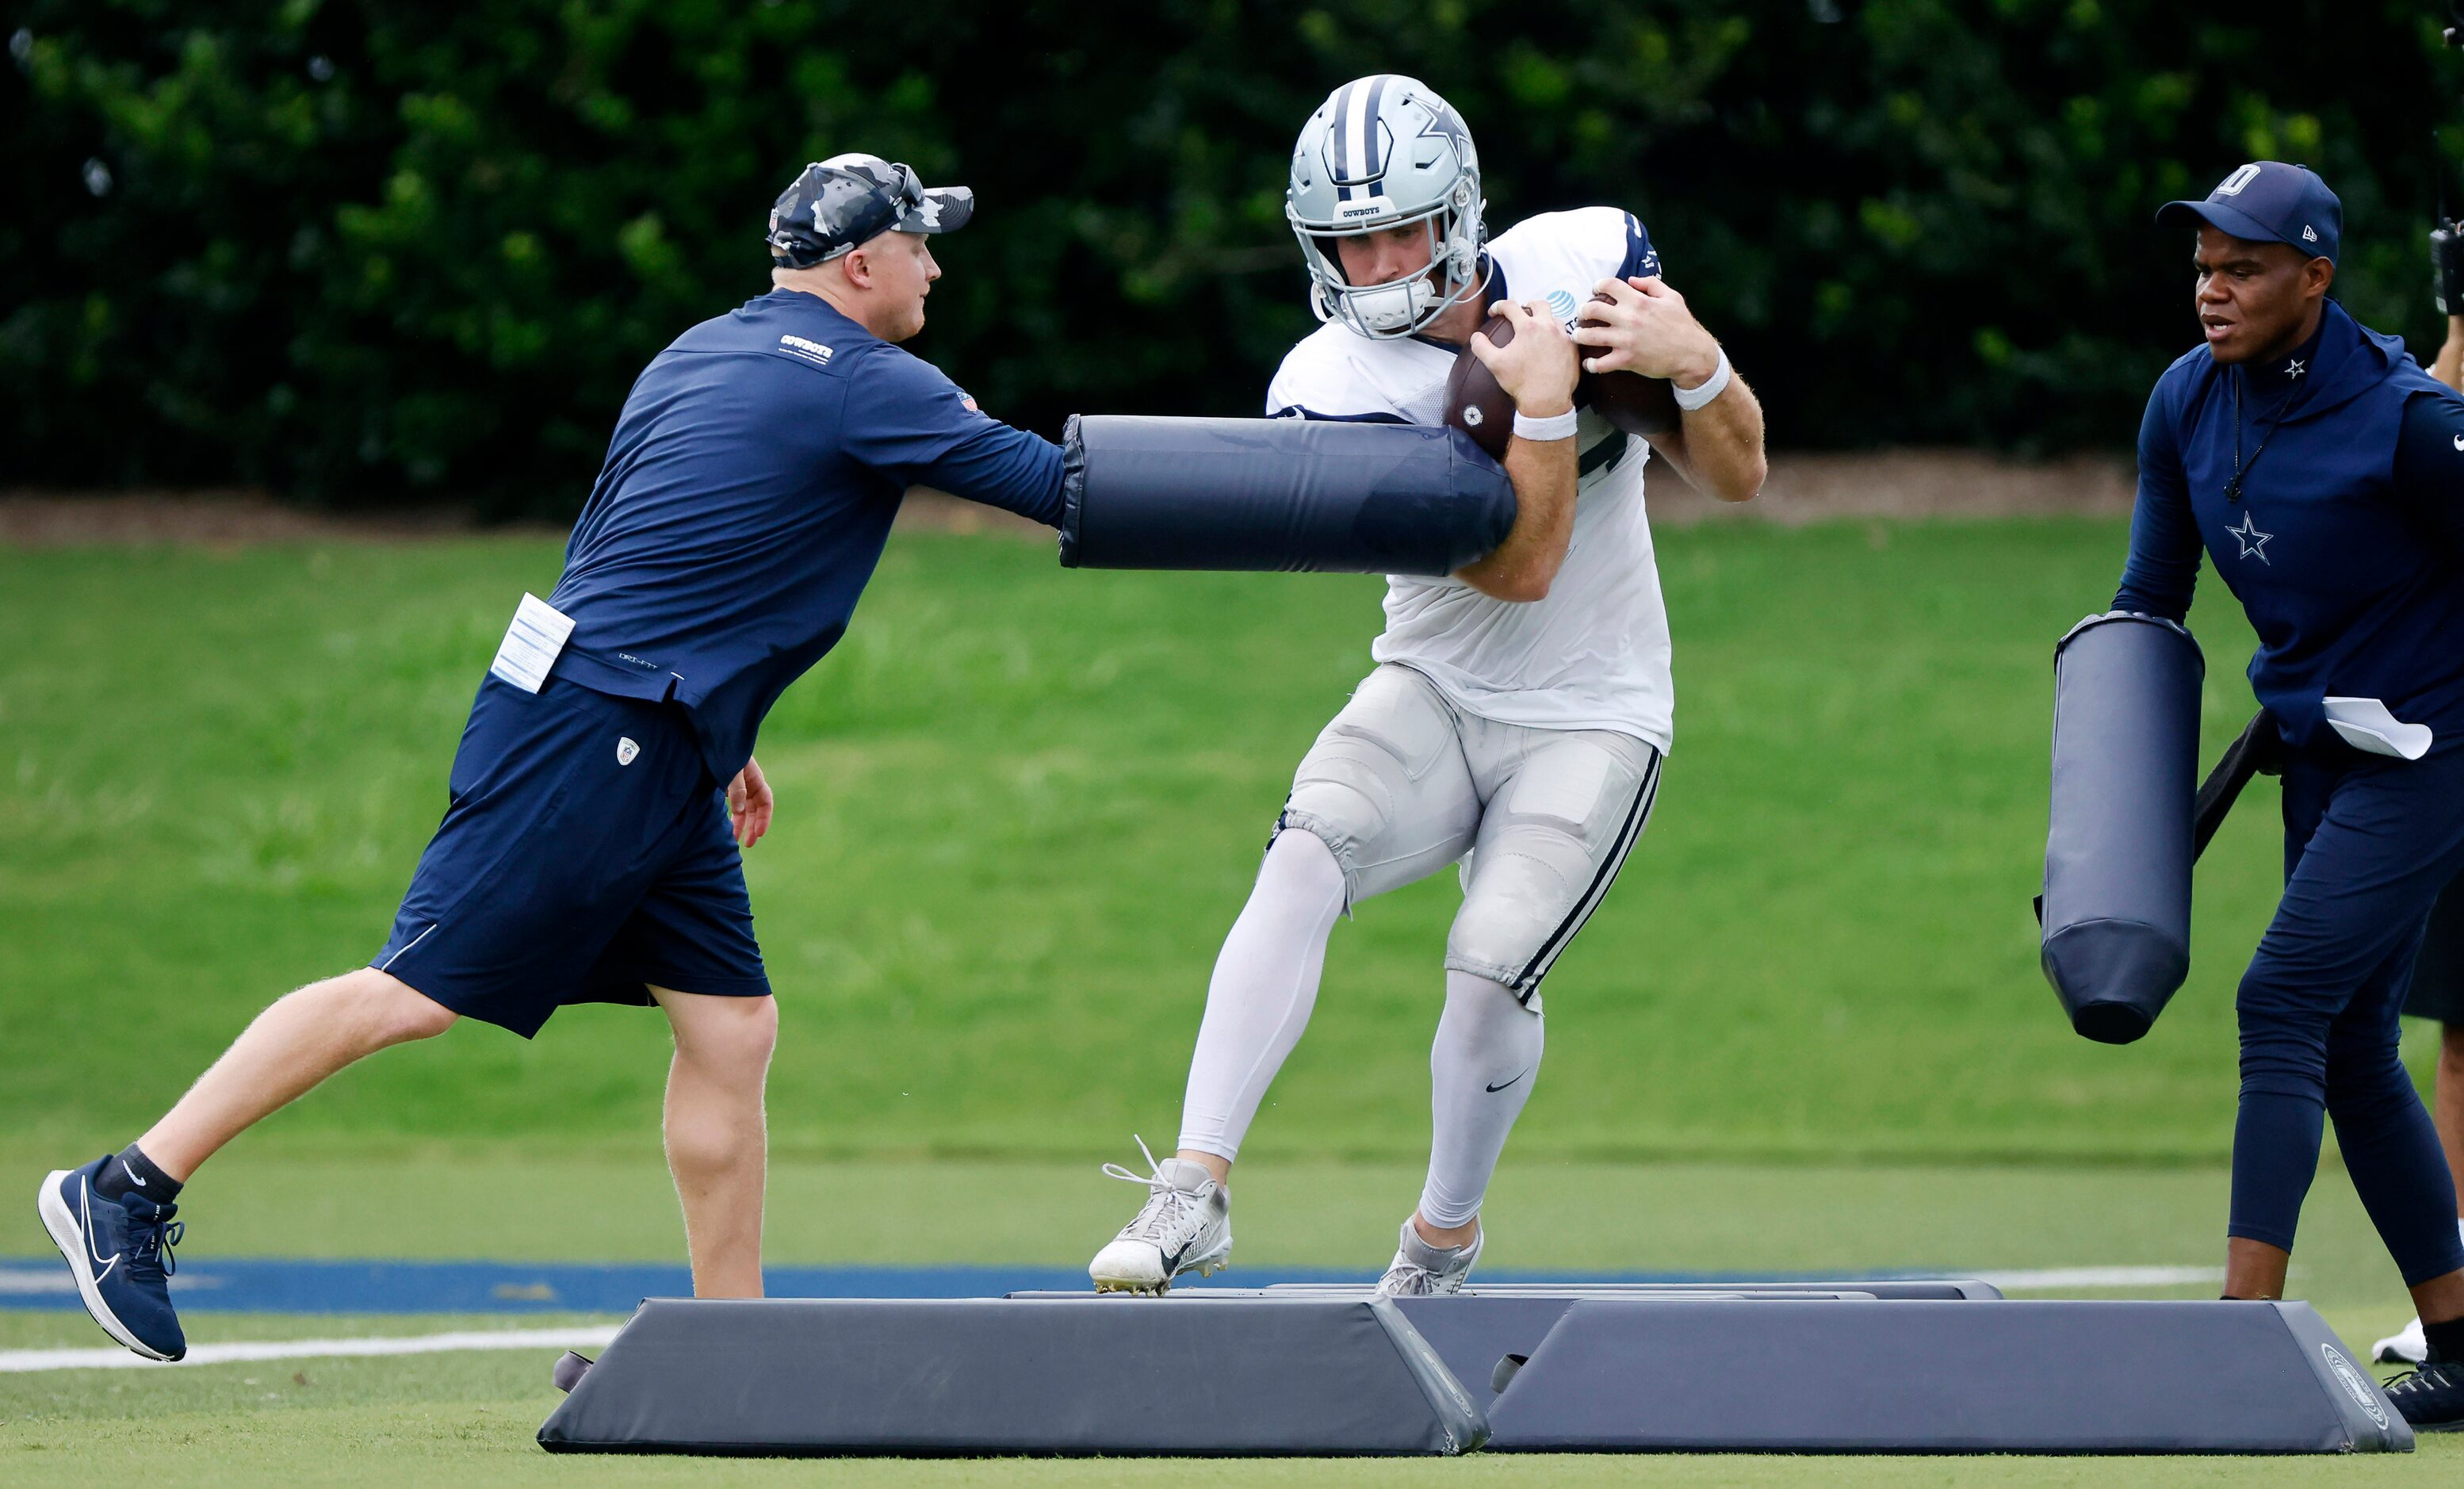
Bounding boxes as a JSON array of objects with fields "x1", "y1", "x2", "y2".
[{"x1": 1293, "y1": 174, "x2": 1485, "y2": 339}]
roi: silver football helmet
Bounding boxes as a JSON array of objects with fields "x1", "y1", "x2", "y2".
[{"x1": 1286, "y1": 75, "x2": 1486, "y2": 339}]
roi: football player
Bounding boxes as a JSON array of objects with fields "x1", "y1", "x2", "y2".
[{"x1": 1090, "y1": 76, "x2": 1766, "y2": 1295}]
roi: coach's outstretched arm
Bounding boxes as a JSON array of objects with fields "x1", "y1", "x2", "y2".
[
  {"x1": 1578, "y1": 275, "x2": 1766, "y2": 503},
  {"x1": 1454, "y1": 299, "x2": 1581, "y2": 603},
  {"x1": 779, "y1": 232, "x2": 1068, "y2": 530}
]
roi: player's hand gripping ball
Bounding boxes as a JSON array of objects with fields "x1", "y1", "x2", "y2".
[
  {"x1": 1445, "y1": 297, "x2": 1678, "y2": 459},
  {"x1": 1574, "y1": 276, "x2": 1701, "y2": 434},
  {"x1": 1441, "y1": 299, "x2": 1578, "y2": 457},
  {"x1": 1576, "y1": 291, "x2": 1681, "y2": 438},
  {"x1": 1443, "y1": 312, "x2": 1525, "y2": 459}
]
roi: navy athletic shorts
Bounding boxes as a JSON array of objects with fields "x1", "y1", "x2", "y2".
[
  {"x1": 371, "y1": 673, "x2": 770, "y2": 1037},
  {"x1": 2407, "y1": 872, "x2": 2464, "y2": 1024}
]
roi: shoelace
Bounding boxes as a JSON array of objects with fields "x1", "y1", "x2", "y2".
[
  {"x1": 126, "y1": 1210, "x2": 183, "y2": 1278},
  {"x1": 1100, "y1": 1135, "x2": 1202, "y2": 1246},
  {"x1": 1379, "y1": 1263, "x2": 1441, "y2": 1296},
  {"x1": 2382, "y1": 1361, "x2": 2457, "y2": 1395},
  {"x1": 1380, "y1": 1227, "x2": 1478, "y2": 1296}
]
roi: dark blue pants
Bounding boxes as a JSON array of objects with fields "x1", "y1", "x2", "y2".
[{"x1": 2231, "y1": 746, "x2": 2464, "y2": 1285}]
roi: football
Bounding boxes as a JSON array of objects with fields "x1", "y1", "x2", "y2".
[
  {"x1": 1575, "y1": 292, "x2": 1681, "y2": 436},
  {"x1": 1443, "y1": 306, "x2": 1681, "y2": 461},
  {"x1": 1441, "y1": 313, "x2": 1521, "y2": 459}
]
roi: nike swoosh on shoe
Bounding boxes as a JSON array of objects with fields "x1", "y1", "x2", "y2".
[{"x1": 78, "y1": 1181, "x2": 121, "y2": 1284}]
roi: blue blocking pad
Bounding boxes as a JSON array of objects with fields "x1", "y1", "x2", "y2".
[
  {"x1": 1058, "y1": 414, "x2": 1516, "y2": 576},
  {"x1": 2041, "y1": 611, "x2": 2206, "y2": 1043},
  {"x1": 540, "y1": 1288, "x2": 2405, "y2": 1457},
  {"x1": 539, "y1": 1296, "x2": 1485, "y2": 1456},
  {"x1": 1484, "y1": 1298, "x2": 2408, "y2": 1454}
]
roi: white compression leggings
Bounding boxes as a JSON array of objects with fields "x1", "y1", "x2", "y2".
[{"x1": 1177, "y1": 830, "x2": 1544, "y2": 1230}]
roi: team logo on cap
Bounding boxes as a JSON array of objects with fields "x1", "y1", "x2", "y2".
[{"x1": 2215, "y1": 163, "x2": 2262, "y2": 197}]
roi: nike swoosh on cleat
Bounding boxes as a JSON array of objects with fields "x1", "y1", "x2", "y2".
[
  {"x1": 78, "y1": 1181, "x2": 121, "y2": 1284},
  {"x1": 1485, "y1": 1069, "x2": 1532, "y2": 1093}
]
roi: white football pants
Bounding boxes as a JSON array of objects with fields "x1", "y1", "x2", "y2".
[{"x1": 1177, "y1": 665, "x2": 1659, "y2": 1226}]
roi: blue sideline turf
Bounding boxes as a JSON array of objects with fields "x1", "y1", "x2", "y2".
[
  {"x1": 0, "y1": 1258, "x2": 1941, "y2": 1314},
  {"x1": 0, "y1": 1257, "x2": 1352, "y2": 1313}
]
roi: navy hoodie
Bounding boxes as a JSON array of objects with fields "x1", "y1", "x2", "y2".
[{"x1": 2115, "y1": 300, "x2": 2464, "y2": 756}]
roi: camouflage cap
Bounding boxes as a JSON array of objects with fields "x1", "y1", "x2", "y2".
[{"x1": 766, "y1": 153, "x2": 974, "y2": 268}]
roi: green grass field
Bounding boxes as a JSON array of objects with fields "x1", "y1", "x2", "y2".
[
  {"x1": 3, "y1": 519, "x2": 2411, "y2": 1161},
  {"x1": 4, "y1": 519, "x2": 2460, "y2": 1483}
]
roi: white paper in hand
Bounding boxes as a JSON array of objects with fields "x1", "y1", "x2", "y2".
[{"x1": 488, "y1": 593, "x2": 576, "y2": 694}]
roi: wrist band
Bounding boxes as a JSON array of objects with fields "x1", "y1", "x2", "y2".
[
  {"x1": 1673, "y1": 348, "x2": 1732, "y2": 412},
  {"x1": 1512, "y1": 408, "x2": 1580, "y2": 442}
]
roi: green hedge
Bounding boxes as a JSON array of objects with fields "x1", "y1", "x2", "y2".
[{"x1": 7, "y1": 1, "x2": 2461, "y2": 515}]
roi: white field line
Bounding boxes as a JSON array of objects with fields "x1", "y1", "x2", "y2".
[
  {"x1": 1972, "y1": 1265, "x2": 2223, "y2": 1291},
  {"x1": 0, "y1": 1323, "x2": 620, "y2": 1373},
  {"x1": 0, "y1": 1268, "x2": 75, "y2": 1296}
]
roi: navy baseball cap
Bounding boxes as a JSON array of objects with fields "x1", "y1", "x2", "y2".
[
  {"x1": 2156, "y1": 162, "x2": 2341, "y2": 264},
  {"x1": 767, "y1": 154, "x2": 974, "y2": 268}
]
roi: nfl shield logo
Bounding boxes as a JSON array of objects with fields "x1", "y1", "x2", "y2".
[{"x1": 616, "y1": 737, "x2": 640, "y2": 766}]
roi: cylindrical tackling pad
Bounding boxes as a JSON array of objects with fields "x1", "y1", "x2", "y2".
[
  {"x1": 1058, "y1": 415, "x2": 1517, "y2": 576},
  {"x1": 2041, "y1": 611, "x2": 2206, "y2": 1044}
]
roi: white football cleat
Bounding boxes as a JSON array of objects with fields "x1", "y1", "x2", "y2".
[
  {"x1": 1088, "y1": 1136, "x2": 1232, "y2": 1295},
  {"x1": 2377, "y1": 1315, "x2": 2429, "y2": 1366},
  {"x1": 1375, "y1": 1216, "x2": 1483, "y2": 1297}
]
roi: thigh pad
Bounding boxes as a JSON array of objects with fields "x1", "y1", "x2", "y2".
[
  {"x1": 1448, "y1": 730, "x2": 1660, "y2": 999},
  {"x1": 1280, "y1": 666, "x2": 1480, "y2": 904}
]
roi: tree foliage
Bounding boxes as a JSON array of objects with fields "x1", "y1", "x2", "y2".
[{"x1": 6, "y1": 1, "x2": 2462, "y2": 514}]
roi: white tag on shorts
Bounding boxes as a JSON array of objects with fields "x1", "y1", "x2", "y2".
[{"x1": 488, "y1": 592, "x2": 575, "y2": 694}]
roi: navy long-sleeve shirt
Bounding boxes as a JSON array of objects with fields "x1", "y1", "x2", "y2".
[
  {"x1": 2114, "y1": 300, "x2": 2464, "y2": 755},
  {"x1": 545, "y1": 289, "x2": 1064, "y2": 779}
]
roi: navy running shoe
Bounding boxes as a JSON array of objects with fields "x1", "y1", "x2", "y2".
[
  {"x1": 2384, "y1": 1359, "x2": 2464, "y2": 1433},
  {"x1": 37, "y1": 1156, "x2": 187, "y2": 1361}
]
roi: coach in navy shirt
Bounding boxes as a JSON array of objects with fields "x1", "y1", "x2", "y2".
[
  {"x1": 36, "y1": 154, "x2": 1066, "y2": 1363},
  {"x1": 2114, "y1": 162, "x2": 2464, "y2": 1424}
]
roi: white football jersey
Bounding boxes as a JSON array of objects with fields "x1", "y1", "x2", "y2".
[{"x1": 1265, "y1": 207, "x2": 1675, "y2": 752}]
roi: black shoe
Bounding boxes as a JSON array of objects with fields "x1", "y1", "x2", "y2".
[{"x1": 2382, "y1": 1359, "x2": 2464, "y2": 1433}]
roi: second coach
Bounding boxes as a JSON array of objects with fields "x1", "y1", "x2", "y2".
[{"x1": 2114, "y1": 160, "x2": 2464, "y2": 1428}]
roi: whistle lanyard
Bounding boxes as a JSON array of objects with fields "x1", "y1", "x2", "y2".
[{"x1": 2225, "y1": 364, "x2": 2312, "y2": 504}]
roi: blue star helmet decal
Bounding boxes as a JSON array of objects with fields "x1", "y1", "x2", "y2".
[{"x1": 1415, "y1": 99, "x2": 1472, "y2": 161}]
